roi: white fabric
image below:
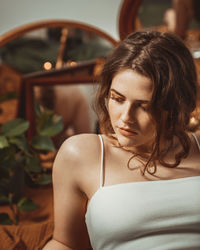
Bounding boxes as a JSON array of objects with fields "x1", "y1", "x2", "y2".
[
  {"x1": 98, "y1": 134, "x2": 104, "y2": 188},
  {"x1": 85, "y1": 134, "x2": 200, "y2": 250},
  {"x1": 192, "y1": 133, "x2": 200, "y2": 151}
]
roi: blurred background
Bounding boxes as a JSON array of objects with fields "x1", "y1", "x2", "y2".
[{"x1": 0, "y1": 1, "x2": 200, "y2": 248}]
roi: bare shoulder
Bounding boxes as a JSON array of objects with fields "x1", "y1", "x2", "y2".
[
  {"x1": 58, "y1": 133, "x2": 101, "y2": 161},
  {"x1": 53, "y1": 133, "x2": 101, "y2": 184},
  {"x1": 50, "y1": 134, "x2": 99, "y2": 249}
]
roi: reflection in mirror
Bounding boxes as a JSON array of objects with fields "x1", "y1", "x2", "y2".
[
  {"x1": 138, "y1": 0, "x2": 172, "y2": 28},
  {"x1": 0, "y1": 27, "x2": 114, "y2": 74},
  {"x1": 138, "y1": 0, "x2": 200, "y2": 55},
  {"x1": 138, "y1": 0, "x2": 200, "y2": 31},
  {"x1": 34, "y1": 83, "x2": 99, "y2": 148},
  {"x1": 0, "y1": 64, "x2": 22, "y2": 124},
  {"x1": 0, "y1": 25, "x2": 115, "y2": 144}
]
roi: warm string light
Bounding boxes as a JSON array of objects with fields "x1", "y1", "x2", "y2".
[
  {"x1": 43, "y1": 61, "x2": 52, "y2": 70},
  {"x1": 65, "y1": 60, "x2": 77, "y2": 66}
]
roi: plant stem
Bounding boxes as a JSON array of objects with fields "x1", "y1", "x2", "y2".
[
  {"x1": 15, "y1": 204, "x2": 19, "y2": 225},
  {"x1": 8, "y1": 194, "x2": 19, "y2": 225}
]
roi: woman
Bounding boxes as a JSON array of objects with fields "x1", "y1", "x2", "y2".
[{"x1": 43, "y1": 31, "x2": 200, "y2": 250}]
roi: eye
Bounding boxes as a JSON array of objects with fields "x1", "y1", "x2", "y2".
[
  {"x1": 110, "y1": 95, "x2": 124, "y2": 103},
  {"x1": 140, "y1": 104, "x2": 149, "y2": 111}
]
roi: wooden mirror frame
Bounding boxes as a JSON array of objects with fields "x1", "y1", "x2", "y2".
[
  {"x1": 0, "y1": 19, "x2": 118, "y2": 139},
  {"x1": 0, "y1": 19, "x2": 118, "y2": 47},
  {"x1": 118, "y1": 0, "x2": 143, "y2": 40},
  {"x1": 21, "y1": 60, "x2": 100, "y2": 139}
]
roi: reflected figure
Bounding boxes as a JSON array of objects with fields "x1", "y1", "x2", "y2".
[
  {"x1": 35, "y1": 85, "x2": 91, "y2": 148},
  {"x1": 164, "y1": 0, "x2": 200, "y2": 39}
]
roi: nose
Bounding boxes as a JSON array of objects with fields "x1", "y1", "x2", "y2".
[{"x1": 120, "y1": 103, "x2": 135, "y2": 124}]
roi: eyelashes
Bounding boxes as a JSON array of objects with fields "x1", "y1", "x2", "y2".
[
  {"x1": 109, "y1": 95, "x2": 149, "y2": 111},
  {"x1": 141, "y1": 106, "x2": 149, "y2": 111},
  {"x1": 110, "y1": 95, "x2": 124, "y2": 103}
]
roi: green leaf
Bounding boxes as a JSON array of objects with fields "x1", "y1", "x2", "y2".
[
  {"x1": 0, "y1": 213, "x2": 12, "y2": 225},
  {"x1": 36, "y1": 109, "x2": 54, "y2": 133},
  {"x1": 0, "y1": 195, "x2": 9, "y2": 204},
  {"x1": 0, "y1": 181, "x2": 10, "y2": 195},
  {"x1": 0, "y1": 92, "x2": 18, "y2": 103},
  {"x1": 25, "y1": 156, "x2": 41, "y2": 173},
  {"x1": 9, "y1": 166, "x2": 25, "y2": 197},
  {"x1": 0, "y1": 136, "x2": 9, "y2": 149},
  {"x1": 0, "y1": 165, "x2": 10, "y2": 179},
  {"x1": 8, "y1": 135, "x2": 29, "y2": 154},
  {"x1": 1, "y1": 118, "x2": 29, "y2": 137},
  {"x1": 35, "y1": 101, "x2": 41, "y2": 117},
  {"x1": 1, "y1": 157, "x2": 19, "y2": 171},
  {"x1": 32, "y1": 135, "x2": 55, "y2": 151},
  {"x1": 0, "y1": 146, "x2": 16, "y2": 160},
  {"x1": 39, "y1": 115, "x2": 63, "y2": 136},
  {"x1": 37, "y1": 107, "x2": 54, "y2": 119},
  {"x1": 36, "y1": 173, "x2": 52, "y2": 185},
  {"x1": 0, "y1": 147, "x2": 19, "y2": 171},
  {"x1": 17, "y1": 197, "x2": 39, "y2": 212}
]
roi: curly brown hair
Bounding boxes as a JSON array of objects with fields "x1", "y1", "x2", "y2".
[{"x1": 95, "y1": 31, "x2": 197, "y2": 174}]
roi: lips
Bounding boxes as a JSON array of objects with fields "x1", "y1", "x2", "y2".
[{"x1": 118, "y1": 127, "x2": 138, "y2": 137}]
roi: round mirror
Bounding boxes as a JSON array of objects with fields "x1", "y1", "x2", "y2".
[
  {"x1": 0, "y1": 23, "x2": 116, "y2": 74},
  {"x1": 119, "y1": 0, "x2": 200, "y2": 131},
  {"x1": 0, "y1": 20, "x2": 118, "y2": 145}
]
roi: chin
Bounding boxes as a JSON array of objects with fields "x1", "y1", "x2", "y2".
[
  {"x1": 116, "y1": 132, "x2": 154, "y2": 150},
  {"x1": 116, "y1": 133, "x2": 139, "y2": 148}
]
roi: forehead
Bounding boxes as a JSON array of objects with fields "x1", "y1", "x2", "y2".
[{"x1": 110, "y1": 69, "x2": 153, "y2": 100}]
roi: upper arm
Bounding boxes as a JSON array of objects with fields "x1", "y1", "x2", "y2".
[{"x1": 51, "y1": 137, "x2": 91, "y2": 249}]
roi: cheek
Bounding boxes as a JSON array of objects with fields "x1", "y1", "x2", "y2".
[
  {"x1": 107, "y1": 103, "x2": 115, "y2": 126},
  {"x1": 137, "y1": 113, "x2": 154, "y2": 131},
  {"x1": 108, "y1": 102, "x2": 120, "y2": 120}
]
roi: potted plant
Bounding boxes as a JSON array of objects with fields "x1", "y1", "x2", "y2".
[{"x1": 0, "y1": 101, "x2": 63, "y2": 225}]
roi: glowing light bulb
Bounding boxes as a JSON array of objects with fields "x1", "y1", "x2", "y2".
[
  {"x1": 43, "y1": 61, "x2": 52, "y2": 70},
  {"x1": 70, "y1": 61, "x2": 77, "y2": 66}
]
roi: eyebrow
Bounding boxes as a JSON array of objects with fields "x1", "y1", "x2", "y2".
[
  {"x1": 110, "y1": 88, "x2": 125, "y2": 97},
  {"x1": 110, "y1": 88, "x2": 150, "y2": 103}
]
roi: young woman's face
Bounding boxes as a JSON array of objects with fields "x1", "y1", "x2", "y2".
[{"x1": 108, "y1": 69, "x2": 155, "y2": 150}]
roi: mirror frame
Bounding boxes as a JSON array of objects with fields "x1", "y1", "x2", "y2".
[
  {"x1": 0, "y1": 19, "x2": 118, "y2": 139},
  {"x1": 0, "y1": 19, "x2": 118, "y2": 47},
  {"x1": 21, "y1": 60, "x2": 100, "y2": 139},
  {"x1": 118, "y1": 0, "x2": 142, "y2": 40}
]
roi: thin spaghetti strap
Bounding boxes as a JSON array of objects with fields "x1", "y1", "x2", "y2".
[
  {"x1": 191, "y1": 133, "x2": 200, "y2": 152},
  {"x1": 98, "y1": 134, "x2": 104, "y2": 188}
]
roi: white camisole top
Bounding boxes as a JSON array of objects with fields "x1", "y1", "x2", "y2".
[{"x1": 85, "y1": 134, "x2": 200, "y2": 250}]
